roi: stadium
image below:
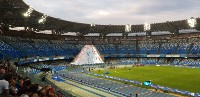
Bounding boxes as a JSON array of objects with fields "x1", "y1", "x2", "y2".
[{"x1": 0, "y1": 0, "x2": 200, "y2": 97}]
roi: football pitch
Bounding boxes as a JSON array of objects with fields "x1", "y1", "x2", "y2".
[{"x1": 92, "y1": 66, "x2": 200, "y2": 93}]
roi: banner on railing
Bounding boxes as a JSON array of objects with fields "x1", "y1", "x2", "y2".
[
  {"x1": 57, "y1": 56, "x2": 65, "y2": 59},
  {"x1": 166, "y1": 54, "x2": 180, "y2": 57},
  {"x1": 147, "y1": 54, "x2": 160, "y2": 57},
  {"x1": 39, "y1": 59, "x2": 45, "y2": 61}
]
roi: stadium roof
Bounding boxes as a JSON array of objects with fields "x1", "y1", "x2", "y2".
[
  {"x1": 0, "y1": 0, "x2": 200, "y2": 36},
  {"x1": 23, "y1": 0, "x2": 200, "y2": 25}
]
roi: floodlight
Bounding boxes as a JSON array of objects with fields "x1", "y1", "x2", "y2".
[
  {"x1": 23, "y1": 13, "x2": 29, "y2": 17},
  {"x1": 125, "y1": 24, "x2": 131, "y2": 32},
  {"x1": 90, "y1": 23, "x2": 95, "y2": 27},
  {"x1": 144, "y1": 23, "x2": 151, "y2": 31},
  {"x1": 187, "y1": 17, "x2": 197, "y2": 28},
  {"x1": 38, "y1": 19, "x2": 44, "y2": 23},
  {"x1": 38, "y1": 15, "x2": 47, "y2": 23},
  {"x1": 23, "y1": 7, "x2": 33, "y2": 17}
]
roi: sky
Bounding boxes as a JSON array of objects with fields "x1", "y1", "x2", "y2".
[{"x1": 23, "y1": 0, "x2": 200, "y2": 25}]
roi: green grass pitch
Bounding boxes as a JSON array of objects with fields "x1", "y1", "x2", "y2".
[{"x1": 92, "y1": 66, "x2": 200, "y2": 93}]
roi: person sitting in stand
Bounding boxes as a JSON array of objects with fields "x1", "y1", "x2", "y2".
[
  {"x1": 9, "y1": 78, "x2": 18, "y2": 96},
  {"x1": 0, "y1": 73, "x2": 13, "y2": 96},
  {"x1": 17, "y1": 80, "x2": 32, "y2": 96}
]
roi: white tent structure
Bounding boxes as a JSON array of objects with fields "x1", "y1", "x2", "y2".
[{"x1": 70, "y1": 45, "x2": 104, "y2": 65}]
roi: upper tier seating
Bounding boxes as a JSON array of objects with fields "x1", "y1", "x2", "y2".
[{"x1": 0, "y1": 35, "x2": 199, "y2": 60}]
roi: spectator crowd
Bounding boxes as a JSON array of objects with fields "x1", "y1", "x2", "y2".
[{"x1": 0, "y1": 60, "x2": 63, "y2": 97}]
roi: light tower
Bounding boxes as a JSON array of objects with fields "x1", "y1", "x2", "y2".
[
  {"x1": 187, "y1": 17, "x2": 197, "y2": 28},
  {"x1": 144, "y1": 23, "x2": 151, "y2": 36}
]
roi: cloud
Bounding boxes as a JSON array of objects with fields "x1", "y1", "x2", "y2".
[
  {"x1": 23, "y1": 0, "x2": 200, "y2": 25},
  {"x1": 86, "y1": 10, "x2": 110, "y2": 19}
]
